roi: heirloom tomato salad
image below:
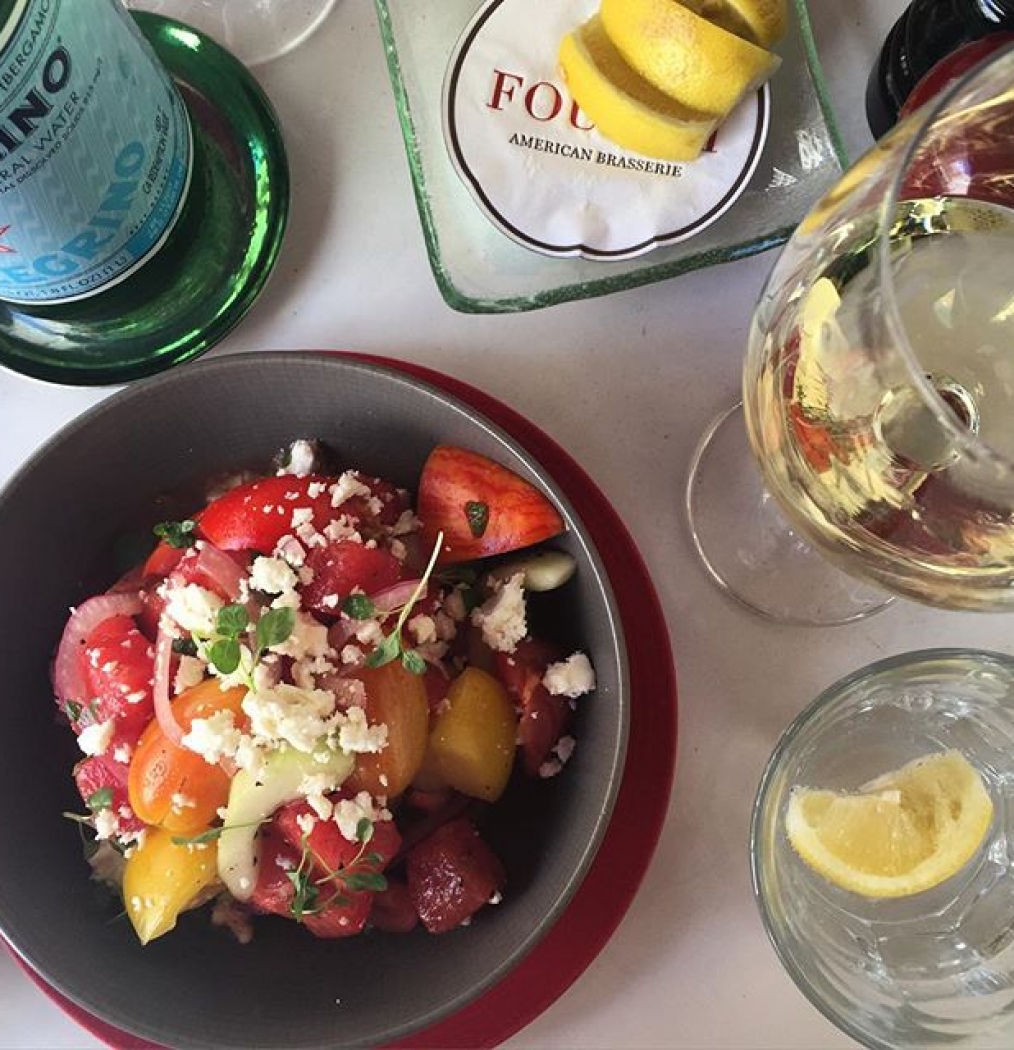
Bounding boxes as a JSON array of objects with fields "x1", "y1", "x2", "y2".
[{"x1": 55, "y1": 442, "x2": 596, "y2": 944}]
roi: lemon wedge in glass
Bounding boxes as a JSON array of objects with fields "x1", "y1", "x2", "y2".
[
  {"x1": 785, "y1": 750, "x2": 994, "y2": 898},
  {"x1": 600, "y1": 0, "x2": 781, "y2": 118},
  {"x1": 559, "y1": 15, "x2": 719, "y2": 161}
]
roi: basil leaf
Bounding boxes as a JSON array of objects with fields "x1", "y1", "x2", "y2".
[
  {"x1": 465, "y1": 500, "x2": 490, "y2": 539},
  {"x1": 208, "y1": 637, "x2": 241, "y2": 675},
  {"x1": 342, "y1": 594, "x2": 375, "y2": 620},
  {"x1": 153, "y1": 519, "x2": 197, "y2": 549},
  {"x1": 87, "y1": 787, "x2": 113, "y2": 813},
  {"x1": 217, "y1": 603, "x2": 250, "y2": 638},
  {"x1": 256, "y1": 606, "x2": 295, "y2": 651},
  {"x1": 401, "y1": 649, "x2": 427, "y2": 676}
]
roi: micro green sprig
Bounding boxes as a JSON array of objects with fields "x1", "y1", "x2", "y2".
[
  {"x1": 342, "y1": 530, "x2": 444, "y2": 676},
  {"x1": 190, "y1": 603, "x2": 295, "y2": 688}
]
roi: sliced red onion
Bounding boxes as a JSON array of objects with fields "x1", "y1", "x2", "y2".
[
  {"x1": 191, "y1": 541, "x2": 246, "y2": 601},
  {"x1": 153, "y1": 627, "x2": 184, "y2": 746},
  {"x1": 53, "y1": 592, "x2": 144, "y2": 706},
  {"x1": 328, "y1": 619, "x2": 357, "y2": 649},
  {"x1": 371, "y1": 579, "x2": 424, "y2": 613}
]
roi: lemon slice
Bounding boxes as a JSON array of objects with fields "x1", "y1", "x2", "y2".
[
  {"x1": 559, "y1": 16, "x2": 719, "y2": 161},
  {"x1": 600, "y1": 0, "x2": 781, "y2": 118},
  {"x1": 678, "y1": 0, "x2": 788, "y2": 49},
  {"x1": 785, "y1": 750, "x2": 994, "y2": 899}
]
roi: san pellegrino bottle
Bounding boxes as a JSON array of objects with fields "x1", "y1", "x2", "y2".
[{"x1": 0, "y1": 0, "x2": 288, "y2": 384}]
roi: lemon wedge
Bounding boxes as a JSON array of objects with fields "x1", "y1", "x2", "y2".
[
  {"x1": 600, "y1": 0, "x2": 781, "y2": 118},
  {"x1": 678, "y1": 0, "x2": 788, "y2": 49},
  {"x1": 559, "y1": 15, "x2": 719, "y2": 161},
  {"x1": 785, "y1": 750, "x2": 994, "y2": 899}
]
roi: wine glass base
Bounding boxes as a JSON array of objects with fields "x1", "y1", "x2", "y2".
[
  {"x1": 685, "y1": 402, "x2": 895, "y2": 626},
  {"x1": 0, "y1": 13, "x2": 289, "y2": 387}
]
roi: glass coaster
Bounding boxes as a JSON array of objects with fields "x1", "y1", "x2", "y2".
[{"x1": 375, "y1": 0, "x2": 847, "y2": 313}]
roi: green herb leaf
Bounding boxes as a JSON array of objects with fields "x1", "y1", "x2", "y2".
[
  {"x1": 87, "y1": 787, "x2": 114, "y2": 813},
  {"x1": 365, "y1": 632, "x2": 400, "y2": 669},
  {"x1": 207, "y1": 637, "x2": 241, "y2": 675},
  {"x1": 355, "y1": 817, "x2": 374, "y2": 844},
  {"x1": 153, "y1": 519, "x2": 198, "y2": 549},
  {"x1": 342, "y1": 594, "x2": 376, "y2": 620},
  {"x1": 465, "y1": 500, "x2": 490, "y2": 538},
  {"x1": 401, "y1": 649, "x2": 427, "y2": 676},
  {"x1": 216, "y1": 603, "x2": 250, "y2": 638},
  {"x1": 172, "y1": 637, "x2": 199, "y2": 657},
  {"x1": 256, "y1": 606, "x2": 295, "y2": 652},
  {"x1": 343, "y1": 870, "x2": 388, "y2": 893},
  {"x1": 171, "y1": 827, "x2": 224, "y2": 847},
  {"x1": 64, "y1": 699, "x2": 84, "y2": 723}
]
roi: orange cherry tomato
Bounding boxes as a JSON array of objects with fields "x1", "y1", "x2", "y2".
[{"x1": 128, "y1": 680, "x2": 246, "y2": 835}]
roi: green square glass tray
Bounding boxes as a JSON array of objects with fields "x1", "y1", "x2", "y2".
[{"x1": 375, "y1": 0, "x2": 848, "y2": 313}]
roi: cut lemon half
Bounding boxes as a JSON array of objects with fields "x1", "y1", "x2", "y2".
[
  {"x1": 600, "y1": 0, "x2": 780, "y2": 118},
  {"x1": 678, "y1": 0, "x2": 788, "y2": 49},
  {"x1": 559, "y1": 16, "x2": 719, "y2": 161},
  {"x1": 785, "y1": 750, "x2": 994, "y2": 899}
]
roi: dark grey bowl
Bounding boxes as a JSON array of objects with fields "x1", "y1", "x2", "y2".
[{"x1": 0, "y1": 352, "x2": 628, "y2": 1049}]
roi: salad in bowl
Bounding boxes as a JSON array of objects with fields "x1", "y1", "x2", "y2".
[{"x1": 56, "y1": 439, "x2": 596, "y2": 946}]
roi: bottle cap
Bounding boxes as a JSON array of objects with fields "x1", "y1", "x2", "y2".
[{"x1": 443, "y1": 0, "x2": 771, "y2": 261}]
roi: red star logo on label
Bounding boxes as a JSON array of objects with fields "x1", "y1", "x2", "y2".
[{"x1": 0, "y1": 224, "x2": 14, "y2": 254}]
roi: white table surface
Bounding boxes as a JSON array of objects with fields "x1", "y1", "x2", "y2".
[{"x1": 6, "y1": 2, "x2": 1012, "y2": 1048}]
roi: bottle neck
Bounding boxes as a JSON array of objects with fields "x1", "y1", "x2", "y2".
[{"x1": 965, "y1": 0, "x2": 1014, "y2": 25}]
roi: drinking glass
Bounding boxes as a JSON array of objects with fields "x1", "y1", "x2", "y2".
[
  {"x1": 127, "y1": 0, "x2": 338, "y2": 66},
  {"x1": 686, "y1": 42, "x2": 1014, "y2": 622},
  {"x1": 751, "y1": 648, "x2": 1014, "y2": 1050}
]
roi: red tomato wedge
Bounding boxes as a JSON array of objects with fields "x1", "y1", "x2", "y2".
[
  {"x1": 417, "y1": 446, "x2": 565, "y2": 565},
  {"x1": 80, "y1": 614, "x2": 156, "y2": 747},
  {"x1": 300, "y1": 540, "x2": 403, "y2": 614},
  {"x1": 196, "y1": 475, "x2": 337, "y2": 554}
]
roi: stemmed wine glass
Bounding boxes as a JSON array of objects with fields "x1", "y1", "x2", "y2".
[
  {"x1": 687, "y1": 41, "x2": 1014, "y2": 622},
  {"x1": 126, "y1": 0, "x2": 339, "y2": 66}
]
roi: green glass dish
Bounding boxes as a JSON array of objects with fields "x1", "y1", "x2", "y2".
[
  {"x1": 375, "y1": 0, "x2": 847, "y2": 313},
  {"x1": 0, "y1": 12, "x2": 289, "y2": 386}
]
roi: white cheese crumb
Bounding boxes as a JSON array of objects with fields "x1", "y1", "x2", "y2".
[
  {"x1": 543, "y1": 652, "x2": 596, "y2": 699},
  {"x1": 407, "y1": 614, "x2": 437, "y2": 645},
  {"x1": 93, "y1": 808, "x2": 120, "y2": 841},
  {"x1": 337, "y1": 705, "x2": 388, "y2": 754},
  {"x1": 249, "y1": 555, "x2": 299, "y2": 595},
  {"x1": 279, "y1": 439, "x2": 316, "y2": 478},
  {"x1": 274, "y1": 534, "x2": 307, "y2": 568},
  {"x1": 329, "y1": 472, "x2": 372, "y2": 509},
  {"x1": 173, "y1": 654, "x2": 206, "y2": 695},
  {"x1": 163, "y1": 583, "x2": 225, "y2": 635},
  {"x1": 78, "y1": 719, "x2": 115, "y2": 757},
  {"x1": 242, "y1": 684, "x2": 337, "y2": 753},
  {"x1": 182, "y1": 710, "x2": 244, "y2": 765},
  {"x1": 471, "y1": 573, "x2": 527, "y2": 654},
  {"x1": 112, "y1": 743, "x2": 133, "y2": 765},
  {"x1": 332, "y1": 791, "x2": 391, "y2": 842}
]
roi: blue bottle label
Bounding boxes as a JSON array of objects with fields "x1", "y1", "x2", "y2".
[{"x1": 0, "y1": 0, "x2": 192, "y2": 304}]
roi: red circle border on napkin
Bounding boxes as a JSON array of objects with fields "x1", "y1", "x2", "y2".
[{"x1": 9, "y1": 352, "x2": 678, "y2": 1050}]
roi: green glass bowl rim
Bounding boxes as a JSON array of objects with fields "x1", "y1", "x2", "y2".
[{"x1": 374, "y1": 0, "x2": 849, "y2": 314}]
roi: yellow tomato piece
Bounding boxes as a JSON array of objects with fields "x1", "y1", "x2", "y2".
[
  {"x1": 122, "y1": 826, "x2": 220, "y2": 944},
  {"x1": 426, "y1": 667, "x2": 517, "y2": 802}
]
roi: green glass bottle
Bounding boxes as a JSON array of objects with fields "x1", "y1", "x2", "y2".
[{"x1": 0, "y1": 0, "x2": 288, "y2": 385}]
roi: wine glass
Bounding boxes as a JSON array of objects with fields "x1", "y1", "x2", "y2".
[
  {"x1": 127, "y1": 0, "x2": 338, "y2": 66},
  {"x1": 687, "y1": 41, "x2": 1014, "y2": 620}
]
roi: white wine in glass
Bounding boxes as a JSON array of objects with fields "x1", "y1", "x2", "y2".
[{"x1": 737, "y1": 43, "x2": 1014, "y2": 612}]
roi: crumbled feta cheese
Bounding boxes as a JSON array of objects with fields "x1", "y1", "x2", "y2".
[
  {"x1": 291, "y1": 507, "x2": 314, "y2": 530},
  {"x1": 112, "y1": 743, "x2": 133, "y2": 765},
  {"x1": 242, "y1": 684, "x2": 337, "y2": 753},
  {"x1": 471, "y1": 573, "x2": 527, "y2": 653},
  {"x1": 93, "y1": 808, "x2": 120, "y2": 841},
  {"x1": 354, "y1": 619, "x2": 385, "y2": 647},
  {"x1": 170, "y1": 792, "x2": 197, "y2": 815},
  {"x1": 296, "y1": 812, "x2": 318, "y2": 836},
  {"x1": 279, "y1": 439, "x2": 317, "y2": 478},
  {"x1": 329, "y1": 472, "x2": 372, "y2": 509},
  {"x1": 543, "y1": 652, "x2": 596, "y2": 699},
  {"x1": 182, "y1": 710, "x2": 244, "y2": 765},
  {"x1": 337, "y1": 705, "x2": 388, "y2": 754},
  {"x1": 274, "y1": 534, "x2": 307, "y2": 568},
  {"x1": 332, "y1": 791, "x2": 391, "y2": 842},
  {"x1": 340, "y1": 644, "x2": 365, "y2": 666},
  {"x1": 78, "y1": 719, "x2": 114, "y2": 757},
  {"x1": 391, "y1": 509, "x2": 419, "y2": 536},
  {"x1": 173, "y1": 654, "x2": 206, "y2": 695},
  {"x1": 163, "y1": 583, "x2": 224, "y2": 635},
  {"x1": 407, "y1": 614, "x2": 437, "y2": 646},
  {"x1": 249, "y1": 555, "x2": 299, "y2": 595},
  {"x1": 269, "y1": 610, "x2": 331, "y2": 662},
  {"x1": 323, "y1": 516, "x2": 361, "y2": 544},
  {"x1": 538, "y1": 735, "x2": 576, "y2": 778}
]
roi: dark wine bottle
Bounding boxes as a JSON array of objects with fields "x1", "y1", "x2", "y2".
[{"x1": 866, "y1": 0, "x2": 1014, "y2": 138}]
